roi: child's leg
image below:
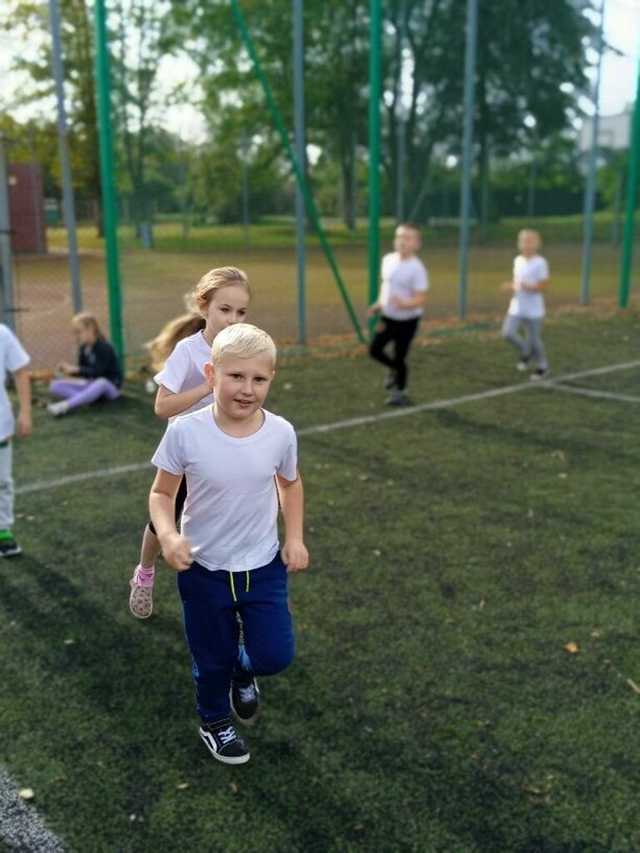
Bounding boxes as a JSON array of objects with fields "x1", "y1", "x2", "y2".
[
  {"x1": 369, "y1": 318, "x2": 396, "y2": 370},
  {"x1": 501, "y1": 314, "x2": 530, "y2": 360},
  {"x1": 62, "y1": 378, "x2": 121, "y2": 411},
  {"x1": 526, "y1": 318, "x2": 548, "y2": 370},
  {"x1": 239, "y1": 553, "x2": 295, "y2": 679},
  {"x1": 390, "y1": 318, "x2": 419, "y2": 391},
  {"x1": 129, "y1": 477, "x2": 187, "y2": 618},
  {"x1": 0, "y1": 441, "x2": 14, "y2": 530},
  {"x1": 178, "y1": 563, "x2": 240, "y2": 722},
  {"x1": 49, "y1": 378, "x2": 90, "y2": 399}
]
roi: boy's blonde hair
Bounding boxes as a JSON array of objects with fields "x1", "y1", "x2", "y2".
[
  {"x1": 72, "y1": 312, "x2": 104, "y2": 340},
  {"x1": 518, "y1": 228, "x2": 542, "y2": 247},
  {"x1": 190, "y1": 266, "x2": 250, "y2": 316},
  {"x1": 211, "y1": 323, "x2": 276, "y2": 367}
]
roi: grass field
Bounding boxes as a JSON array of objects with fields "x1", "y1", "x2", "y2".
[{"x1": 1, "y1": 308, "x2": 640, "y2": 851}]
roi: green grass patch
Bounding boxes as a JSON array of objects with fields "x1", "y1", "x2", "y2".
[{"x1": 1, "y1": 311, "x2": 640, "y2": 851}]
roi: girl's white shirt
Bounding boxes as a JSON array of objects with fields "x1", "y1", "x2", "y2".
[{"x1": 154, "y1": 331, "x2": 213, "y2": 416}]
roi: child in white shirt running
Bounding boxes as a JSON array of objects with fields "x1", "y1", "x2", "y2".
[
  {"x1": 0, "y1": 325, "x2": 32, "y2": 557},
  {"x1": 128, "y1": 267, "x2": 250, "y2": 619},
  {"x1": 150, "y1": 323, "x2": 309, "y2": 764},
  {"x1": 501, "y1": 229, "x2": 550, "y2": 380},
  {"x1": 368, "y1": 222, "x2": 429, "y2": 406}
]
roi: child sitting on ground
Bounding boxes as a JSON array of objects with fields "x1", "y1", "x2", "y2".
[{"x1": 48, "y1": 313, "x2": 122, "y2": 416}]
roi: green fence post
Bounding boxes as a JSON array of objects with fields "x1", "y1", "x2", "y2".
[
  {"x1": 230, "y1": 0, "x2": 365, "y2": 345},
  {"x1": 368, "y1": 0, "x2": 382, "y2": 334},
  {"x1": 619, "y1": 55, "x2": 640, "y2": 309},
  {"x1": 94, "y1": 0, "x2": 124, "y2": 365}
]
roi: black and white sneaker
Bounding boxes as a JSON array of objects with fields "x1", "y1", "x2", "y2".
[
  {"x1": 516, "y1": 358, "x2": 530, "y2": 372},
  {"x1": 0, "y1": 536, "x2": 22, "y2": 557},
  {"x1": 199, "y1": 718, "x2": 250, "y2": 765},
  {"x1": 385, "y1": 390, "x2": 412, "y2": 407},
  {"x1": 230, "y1": 673, "x2": 260, "y2": 726},
  {"x1": 530, "y1": 368, "x2": 549, "y2": 382}
]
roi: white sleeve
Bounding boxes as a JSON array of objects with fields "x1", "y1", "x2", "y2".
[
  {"x1": 154, "y1": 342, "x2": 189, "y2": 393},
  {"x1": 277, "y1": 426, "x2": 298, "y2": 482},
  {"x1": 151, "y1": 422, "x2": 185, "y2": 475},
  {"x1": 537, "y1": 257, "x2": 550, "y2": 281},
  {"x1": 413, "y1": 261, "x2": 428, "y2": 292},
  {"x1": 3, "y1": 328, "x2": 30, "y2": 373}
]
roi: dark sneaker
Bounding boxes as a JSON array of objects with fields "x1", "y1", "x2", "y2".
[
  {"x1": 385, "y1": 390, "x2": 412, "y2": 407},
  {"x1": 0, "y1": 536, "x2": 22, "y2": 557},
  {"x1": 199, "y1": 718, "x2": 250, "y2": 765},
  {"x1": 530, "y1": 368, "x2": 549, "y2": 382},
  {"x1": 230, "y1": 673, "x2": 260, "y2": 726},
  {"x1": 384, "y1": 370, "x2": 398, "y2": 390}
]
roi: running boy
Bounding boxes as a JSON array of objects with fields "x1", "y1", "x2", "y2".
[
  {"x1": 0, "y1": 324, "x2": 32, "y2": 556},
  {"x1": 368, "y1": 222, "x2": 429, "y2": 406},
  {"x1": 501, "y1": 229, "x2": 550, "y2": 380},
  {"x1": 149, "y1": 323, "x2": 308, "y2": 765},
  {"x1": 129, "y1": 267, "x2": 250, "y2": 619}
]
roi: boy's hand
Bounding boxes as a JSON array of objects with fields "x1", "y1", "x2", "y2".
[
  {"x1": 59, "y1": 362, "x2": 78, "y2": 376},
  {"x1": 16, "y1": 411, "x2": 32, "y2": 438},
  {"x1": 500, "y1": 280, "x2": 515, "y2": 293},
  {"x1": 282, "y1": 539, "x2": 309, "y2": 573},
  {"x1": 367, "y1": 302, "x2": 381, "y2": 318},
  {"x1": 161, "y1": 532, "x2": 193, "y2": 571}
]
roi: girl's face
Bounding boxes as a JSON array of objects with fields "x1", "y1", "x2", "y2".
[
  {"x1": 73, "y1": 322, "x2": 97, "y2": 346},
  {"x1": 204, "y1": 284, "x2": 250, "y2": 336}
]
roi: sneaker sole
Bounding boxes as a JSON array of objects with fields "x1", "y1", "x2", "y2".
[
  {"x1": 198, "y1": 727, "x2": 250, "y2": 765},
  {"x1": 0, "y1": 546, "x2": 22, "y2": 557},
  {"x1": 229, "y1": 687, "x2": 260, "y2": 727},
  {"x1": 129, "y1": 580, "x2": 153, "y2": 619}
]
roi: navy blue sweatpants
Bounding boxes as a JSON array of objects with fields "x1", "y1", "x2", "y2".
[{"x1": 177, "y1": 552, "x2": 295, "y2": 722}]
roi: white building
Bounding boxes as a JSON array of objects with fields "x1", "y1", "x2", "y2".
[{"x1": 579, "y1": 106, "x2": 632, "y2": 152}]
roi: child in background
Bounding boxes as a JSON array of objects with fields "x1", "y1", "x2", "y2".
[
  {"x1": 501, "y1": 229, "x2": 550, "y2": 380},
  {"x1": 128, "y1": 267, "x2": 251, "y2": 620},
  {"x1": 48, "y1": 313, "x2": 122, "y2": 416},
  {"x1": 0, "y1": 324, "x2": 32, "y2": 557},
  {"x1": 149, "y1": 323, "x2": 309, "y2": 765},
  {"x1": 368, "y1": 222, "x2": 429, "y2": 406}
]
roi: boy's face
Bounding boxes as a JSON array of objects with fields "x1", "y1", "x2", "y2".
[
  {"x1": 206, "y1": 352, "x2": 275, "y2": 421},
  {"x1": 394, "y1": 226, "x2": 421, "y2": 256},
  {"x1": 518, "y1": 230, "x2": 540, "y2": 256},
  {"x1": 74, "y1": 324, "x2": 96, "y2": 346}
]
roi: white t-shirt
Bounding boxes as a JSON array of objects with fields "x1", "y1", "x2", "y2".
[
  {"x1": 153, "y1": 331, "x2": 212, "y2": 415},
  {"x1": 379, "y1": 253, "x2": 429, "y2": 321},
  {"x1": 0, "y1": 325, "x2": 30, "y2": 442},
  {"x1": 508, "y1": 255, "x2": 549, "y2": 319},
  {"x1": 152, "y1": 407, "x2": 298, "y2": 573}
]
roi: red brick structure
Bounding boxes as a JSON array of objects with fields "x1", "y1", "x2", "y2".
[{"x1": 8, "y1": 163, "x2": 47, "y2": 254}]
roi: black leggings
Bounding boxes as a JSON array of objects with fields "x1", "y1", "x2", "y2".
[
  {"x1": 369, "y1": 316, "x2": 419, "y2": 391},
  {"x1": 148, "y1": 476, "x2": 187, "y2": 537}
]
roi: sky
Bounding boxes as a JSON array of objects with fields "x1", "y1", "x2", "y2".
[{"x1": 0, "y1": 0, "x2": 638, "y2": 140}]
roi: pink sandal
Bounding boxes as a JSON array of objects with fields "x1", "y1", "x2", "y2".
[{"x1": 129, "y1": 565, "x2": 155, "y2": 619}]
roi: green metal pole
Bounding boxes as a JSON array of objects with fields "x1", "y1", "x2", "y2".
[
  {"x1": 94, "y1": 0, "x2": 125, "y2": 364},
  {"x1": 619, "y1": 55, "x2": 640, "y2": 309},
  {"x1": 368, "y1": 0, "x2": 382, "y2": 334},
  {"x1": 230, "y1": 0, "x2": 365, "y2": 344}
]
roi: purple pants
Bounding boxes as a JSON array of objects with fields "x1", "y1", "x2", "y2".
[{"x1": 49, "y1": 378, "x2": 121, "y2": 410}]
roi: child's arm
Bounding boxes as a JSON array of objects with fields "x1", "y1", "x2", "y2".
[
  {"x1": 276, "y1": 471, "x2": 309, "y2": 572},
  {"x1": 149, "y1": 469, "x2": 193, "y2": 570},
  {"x1": 520, "y1": 278, "x2": 549, "y2": 293},
  {"x1": 13, "y1": 366, "x2": 32, "y2": 438},
  {"x1": 154, "y1": 382, "x2": 211, "y2": 419},
  {"x1": 391, "y1": 292, "x2": 426, "y2": 310},
  {"x1": 367, "y1": 300, "x2": 382, "y2": 317}
]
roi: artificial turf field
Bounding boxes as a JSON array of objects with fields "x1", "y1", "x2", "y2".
[{"x1": 2, "y1": 309, "x2": 640, "y2": 852}]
